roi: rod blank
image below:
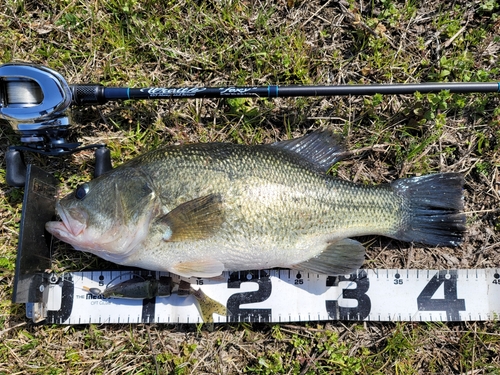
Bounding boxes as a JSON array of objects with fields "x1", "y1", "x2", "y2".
[{"x1": 69, "y1": 82, "x2": 500, "y2": 105}]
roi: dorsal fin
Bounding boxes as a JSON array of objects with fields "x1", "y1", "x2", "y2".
[{"x1": 270, "y1": 130, "x2": 346, "y2": 172}]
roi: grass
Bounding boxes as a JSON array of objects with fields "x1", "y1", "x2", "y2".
[{"x1": 1, "y1": 0, "x2": 500, "y2": 373}]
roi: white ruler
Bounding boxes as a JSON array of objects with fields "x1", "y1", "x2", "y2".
[{"x1": 28, "y1": 268, "x2": 500, "y2": 324}]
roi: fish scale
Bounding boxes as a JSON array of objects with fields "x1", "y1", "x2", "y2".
[{"x1": 142, "y1": 145, "x2": 401, "y2": 238}]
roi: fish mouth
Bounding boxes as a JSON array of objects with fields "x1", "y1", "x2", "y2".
[
  {"x1": 45, "y1": 201, "x2": 142, "y2": 260},
  {"x1": 45, "y1": 203, "x2": 126, "y2": 261},
  {"x1": 45, "y1": 202, "x2": 88, "y2": 239}
]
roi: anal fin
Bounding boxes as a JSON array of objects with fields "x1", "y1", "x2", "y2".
[
  {"x1": 291, "y1": 238, "x2": 366, "y2": 275},
  {"x1": 172, "y1": 258, "x2": 225, "y2": 278}
]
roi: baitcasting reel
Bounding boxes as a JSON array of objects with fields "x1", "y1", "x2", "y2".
[{"x1": 0, "y1": 63, "x2": 112, "y2": 186}]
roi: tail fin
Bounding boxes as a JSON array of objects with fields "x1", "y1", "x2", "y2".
[{"x1": 392, "y1": 173, "x2": 466, "y2": 246}]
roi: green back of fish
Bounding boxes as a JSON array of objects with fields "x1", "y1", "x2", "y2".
[{"x1": 126, "y1": 142, "x2": 404, "y2": 242}]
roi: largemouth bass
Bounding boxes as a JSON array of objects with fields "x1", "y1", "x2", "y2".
[{"x1": 46, "y1": 131, "x2": 465, "y2": 277}]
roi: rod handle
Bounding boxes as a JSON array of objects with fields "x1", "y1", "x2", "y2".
[{"x1": 70, "y1": 84, "x2": 107, "y2": 105}]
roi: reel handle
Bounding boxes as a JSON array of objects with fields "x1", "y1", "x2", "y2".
[
  {"x1": 94, "y1": 147, "x2": 112, "y2": 177},
  {"x1": 5, "y1": 146, "x2": 113, "y2": 187},
  {"x1": 6, "y1": 149, "x2": 26, "y2": 187}
]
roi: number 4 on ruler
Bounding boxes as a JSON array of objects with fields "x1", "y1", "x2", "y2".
[{"x1": 417, "y1": 270, "x2": 466, "y2": 321}]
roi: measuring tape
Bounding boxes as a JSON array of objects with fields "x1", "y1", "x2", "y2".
[{"x1": 27, "y1": 268, "x2": 500, "y2": 324}]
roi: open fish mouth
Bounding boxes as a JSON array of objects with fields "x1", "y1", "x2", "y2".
[
  {"x1": 45, "y1": 204, "x2": 127, "y2": 259},
  {"x1": 45, "y1": 198, "x2": 152, "y2": 262},
  {"x1": 46, "y1": 202, "x2": 88, "y2": 240}
]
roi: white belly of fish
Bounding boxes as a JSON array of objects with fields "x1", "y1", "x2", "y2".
[{"x1": 119, "y1": 233, "x2": 336, "y2": 278}]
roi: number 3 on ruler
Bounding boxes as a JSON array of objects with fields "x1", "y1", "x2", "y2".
[
  {"x1": 325, "y1": 270, "x2": 371, "y2": 320},
  {"x1": 417, "y1": 270, "x2": 466, "y2": 321}
]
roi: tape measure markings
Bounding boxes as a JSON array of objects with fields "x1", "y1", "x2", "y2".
[{"x1": 35, "y1": 268, "x2": 500, "y2": 324}]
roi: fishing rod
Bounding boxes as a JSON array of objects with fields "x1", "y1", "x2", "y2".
[
  {"x1": 1, "y1": 62, "x2": 499, "y2": 186},
  {"x1": 74, "y1": 81, "x2": 500, "y2": 102}
]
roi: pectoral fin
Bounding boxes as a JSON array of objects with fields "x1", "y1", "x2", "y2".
[
  {"x1": 160, "y1": 194, "x2": 224, "y2": 242},
  {"x1": 172, "y1": 258, "x2": 225, "y2": 278},
  {"x1": 292, "y1": 238, "x2": 366, "y2": 275}
]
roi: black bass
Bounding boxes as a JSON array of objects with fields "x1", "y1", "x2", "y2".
[{"x1": 45, "y1": 131, "x2": 465, "y2": 277}]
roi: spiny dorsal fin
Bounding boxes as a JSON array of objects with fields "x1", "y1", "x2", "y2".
[
  {"x1": 271, "y1": 129, "x2": 346, "y2": 172},
  {"x1": 160, "y1": 194, "x2": 224, "y2": 242}
]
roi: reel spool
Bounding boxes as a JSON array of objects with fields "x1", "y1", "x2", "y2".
[{"x1": 0, "y1": 63, "x2": 111, "y2": 186}]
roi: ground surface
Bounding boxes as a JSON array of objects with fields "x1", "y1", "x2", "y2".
[{"x1": 1, "y1": 0, "x2": 499, "y2": 374}]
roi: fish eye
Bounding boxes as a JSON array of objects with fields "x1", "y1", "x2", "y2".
[{"x1": 75, "y1": 183, "x2": 90, "y2": 200}]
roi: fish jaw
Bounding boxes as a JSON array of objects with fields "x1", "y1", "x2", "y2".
[
  {"x1": 45, "y1": 201, "x2": 89, "y2": 247},
  {"x1": 45, "y1": 201, "x2": 152, "y2": 263}
]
